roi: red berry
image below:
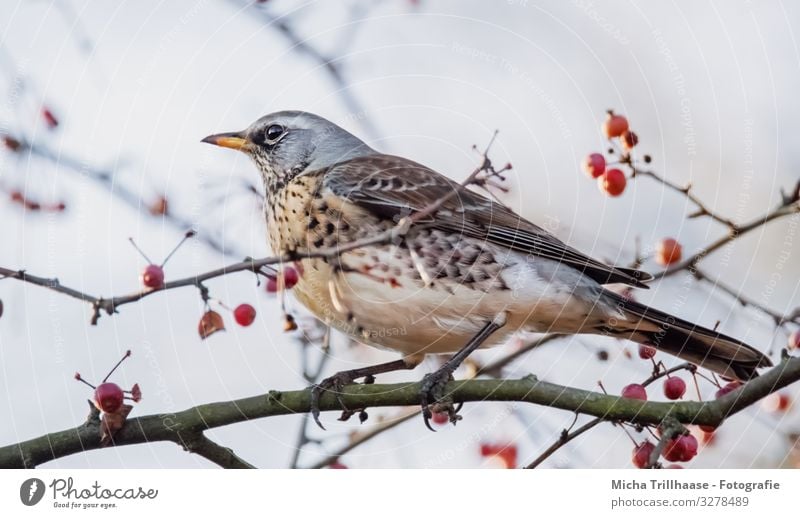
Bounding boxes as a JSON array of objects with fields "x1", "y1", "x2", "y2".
[
  {"x1": 663, "y1": 377, "x2": 687, "y2": 400},
  {"x1": 2, "y1": 135, "x2": 21, "y2": 151},
  {"x1": 621, "y1": 383, "x2": 647, "y2": 401},
  {"x1": 699, "y1": 424, "x2": 717, "y2": 433},
  {"x1": 715, "y1": 381, "x2": 742, "y2": 399},
  {"x1": 602, "y1": 113, "x2": 629, "y2": 138},
  {"x1": 656, "y1": 238, "x2": 682, "y2": 266},
  {"x1": 663, "y1": 434, "x2": 698, "y2": 462},
  {"x1": 141, "y1": 264, "x2": 164, "y2": 289},
  {"x1": 620, "y1": 130, "x2": 639, "y2": 150},
  {"x1": 788, "y1": 330, "x2": 800, "y2": 351},
  {"x1": 431, "y1": 411, "x2": 449, "y2": 426},
  {"x1": 638, "y1": 344, "x2": 657, "y2": 360},
  {"x1": 328, "y1": 461, "x2": 348, "y2": 469},
  {"x1": 598, "y1": 169, "x2": 626, "y2": 196},
  {"x1": 582, "y1": 153, "x2": 606, "y2": 178},
  {"x1": 632, "y1": 441, "x2": 655, "y2": 468},
  {"x1": 761, "y1": 392, "x2": 791, "y2": 413},
  {"x1": 233, "y1": 303, "x2": 256, "y2": 326},
  {"x1": 42, "y1": 107, "x2": 59, "y2": 129},
  {"x1": 266, "y1": 267, "x2": 300, "y2": 293},
  {"x1": 94, "y1": 382, "x2": 124, "y2": 413},
  {"x1": 282, "y1": 267, "x2": 299, "y2": 288}
]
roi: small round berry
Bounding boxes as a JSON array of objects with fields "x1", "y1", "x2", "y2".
[
  {"x1": 663, "y1": 434, "x2": 698, "y2": 462},
  {"x1": 582, "y1": 153, "x2": 606, "y2": 178},
  {"x1": 283, "y1": 267, "x2": 299, "y2": 289},
  {"x1": 621, "y1": 383, "x2": 647, "y2": 401},
  {"x1": 141, "y1": 264, "x2": 164, "y2": 289},
  {"x1": 265, "y1": 267, "x2": 300, "y2": 293},
  {"x1": 598, "y1": 169, "x2": 626, "y2": 196},
  {"x1": 761, "y1": 392, "x2": 791, "y2": 413},
  {"x1": 656, "y1": 238, "x2": 682, "y2": 266},
  {"x1": 94, "y1": 382, "x2": 124, "y2": 413},
  {"x1": 788, "y1": 330, "x2": 800, "y2": 351},
  {"x1": 602, "y1": 113, "x2": 629, "y2": 138},
  {"x1": 699, "y1": 424, "x2": 717, "y2": 433},
  {"x1": 430, "y1": 411, "x2": 449, "y2": 426},
  {"x1": 233, "y1": 304, "x2": 256, "y2": 326},
  {"x1": 663, "y1": 377, "x2": 687, "y2": 400},
  {"x1": 632, "y1": 441, "x2": 655, "y2": 469},
  {"x1": 620, "y1": 130, "x2": 639, "y2": 150},
  {"x1": 638, "y1": 344, "x2": 657, "y2": 360},
  {"x1": 715, "y1": 381, "x2": 742, "y2": 399}
]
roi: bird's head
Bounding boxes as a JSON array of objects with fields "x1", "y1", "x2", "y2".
[{"x1": 202, "y1": 111, "x2": 373, "y2": 185}]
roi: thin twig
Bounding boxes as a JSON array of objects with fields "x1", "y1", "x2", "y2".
[{"x1": 524, "y1": 363, "x2": 694, "y2": 468}]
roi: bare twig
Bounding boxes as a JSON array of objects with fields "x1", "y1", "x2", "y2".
[
  {"x1": 182, "y1": 433, "x2": 256, "y2": 469},
  {"x1": 524, "y1": 363, "x2": 694, "y2": 469}
]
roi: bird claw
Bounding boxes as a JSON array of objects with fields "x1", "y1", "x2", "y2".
[
  {"x1": 311, "y1": 371, "x2": 356, "y2": 430},
  {"x1": 419, "y1": 367, "x2": 457, "y2": 431}
]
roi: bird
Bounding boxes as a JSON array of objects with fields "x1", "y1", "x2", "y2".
[{"x1": 202, "y1": 110, "x2": 772, "y2": 428}]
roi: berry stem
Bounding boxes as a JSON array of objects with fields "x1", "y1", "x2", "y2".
[
  {"x1": 128, "y1": 237, "x2": 153, "y2": 264},
  {"x1": 161, "y1": 230, "x2": 196, "y2": 267},
  {"x1": 102, "y1": 349, "x2": 132, "y2": 383},
  {"x1": 74, "y1": 373, "x2": 96, "y2": 389}
]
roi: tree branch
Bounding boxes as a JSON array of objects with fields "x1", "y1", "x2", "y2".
[
  {"x1": 3, "y1": 355, "x2": 799, "y2": 468},
  {"x1": 181, "y1": 433, "x2": 256, "y2": 469}
]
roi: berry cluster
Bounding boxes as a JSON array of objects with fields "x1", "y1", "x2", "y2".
[
  {"x1": 581, "y1": 110, "x2": 685, "y2": 269},
  {"x1": 581, "y1": 111, "x2": 639, "y2": 197}
]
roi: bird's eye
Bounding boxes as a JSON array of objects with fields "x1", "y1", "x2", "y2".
[{"x1": 265, "y1": 124, "x2": 285, "y2": 142}]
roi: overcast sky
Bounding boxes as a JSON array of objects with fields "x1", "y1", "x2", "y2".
[{"x1": 1, "y1": 0, "x2": 798, "y2": 468}]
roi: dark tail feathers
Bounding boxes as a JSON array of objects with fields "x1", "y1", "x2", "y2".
[{"x1": 602, "y1": 290, "x2": 772, "y2": 381}]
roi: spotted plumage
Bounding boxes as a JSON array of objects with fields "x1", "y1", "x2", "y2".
[{"x1": 204, "y1": 111, "x2": 771, "y2": 384}]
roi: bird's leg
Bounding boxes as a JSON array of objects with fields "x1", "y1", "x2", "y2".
[
  {"x1": 311, "y1": 357, "x2": 420, "y2": 430},
  {"x1": 420, "y1": 312, "x2": 507, "y2": 431}
]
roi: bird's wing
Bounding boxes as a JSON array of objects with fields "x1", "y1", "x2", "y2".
[{"x1": 321, "y1": 154, "x2": 652, "y2": 288}]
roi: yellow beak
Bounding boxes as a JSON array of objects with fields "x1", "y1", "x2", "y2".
[{"x1": 201, "y1": 131, "x2": 248, "y2": 151}]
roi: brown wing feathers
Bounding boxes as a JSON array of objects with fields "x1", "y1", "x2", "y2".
[{"x1": 323, "y1": 154, "x2": 652, "y2": 288}]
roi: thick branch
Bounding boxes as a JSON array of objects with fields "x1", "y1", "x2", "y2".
[{"x1": 3, "y1": 356, "x2": 799, "y2": 468}]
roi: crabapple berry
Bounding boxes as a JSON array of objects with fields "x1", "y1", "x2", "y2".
[
  {"x1": 620, "y1": 130, "x2": 639, "y2": 150},
  {"x1": 598, "y1": 169, "x2": 626, "y2": 196},
  {"x1": 582, "y1": 153, "x2": 606, "y2": 178},
  {"x1": 431, "y1": 411, "x2": 449, "y2": 426},
  {"x1": 141, "y1": 264, "x2": 164, "y2": 289},
  {"x1": 656, "y1": 238, "x2": 682, "y2": 266},
  {"x1": 94, "y1": 382, "x2": 124, "y2": 413},
  {"x1": 266, "y1": 267, "x2": 300, "y2": 292},
  {"x1": 715, "y1": 381, "x2": 742, "y2": 399},
  {"x1": 788, "y1": 330, "x2": 800, "y2": 351},
  {"x1": 638, "y1": 344, "x2": 657, "y2": 360},
  {"x1": 632, "y1": 441, "x2": 655, "y2": 468},
  {"x1": 663, "y1": 434, "x2": 698, "y2": 462},
  {"x1": 233, "y1": 304, "x2": 256, "y2": 326},
  {"x1": 663, "y1": 377, "x2": 687, "y2": 400},
  {"x1": 761, "y1": 392, "x2": 791, "y2": 413},
  {"x1": 603, "y1": 113, "x2": 629, "y2": 138},
  {"x1": 621, "y1": 383, "x2": 647, "y2": 401}
]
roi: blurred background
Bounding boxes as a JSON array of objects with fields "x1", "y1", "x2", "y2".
[{"x1": 0, "y1": 0, "x2": 799, "y2": 468}]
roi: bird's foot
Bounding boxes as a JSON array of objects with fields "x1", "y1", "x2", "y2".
[
  {"x1": 419, "y1": 367, "x2": 461, "y2": 431},
  {"x1": 311, "y1": 371, "x2": 373, "y2": 430}
]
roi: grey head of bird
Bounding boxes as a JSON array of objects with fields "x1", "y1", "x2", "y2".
[{"x1": 202, "y1": 110, "x2": 374, "y2": 187}]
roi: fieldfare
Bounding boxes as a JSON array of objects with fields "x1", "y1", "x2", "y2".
[{"x1": 203, "y1": 111, "x2": 771, "y2": 428}]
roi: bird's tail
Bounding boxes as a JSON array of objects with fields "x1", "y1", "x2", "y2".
[{"x1": 599, "y1": 290, "x2": 772, "y2": 380}]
